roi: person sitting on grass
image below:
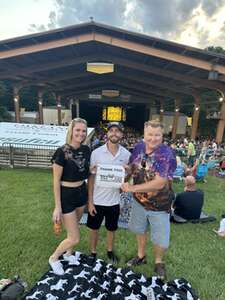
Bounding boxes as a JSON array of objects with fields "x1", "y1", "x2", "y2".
[
  {"x1": 173, "y1": 156, "x2": 187, "y2": 181},
  {"x1": 191, "y1": 158, "x2": 208, "y2": 182},
  {"x1": 219, "y1": 156, "x2": 225, "y2": 171},
  {"x1": 171, "y1": 176, "x2": 204, "y2": 223},
  {"x1": 213, "y1": 216, "x2": 225, "y2": 237}
]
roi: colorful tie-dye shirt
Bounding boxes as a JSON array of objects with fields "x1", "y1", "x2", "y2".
[{"x1": 128, "y1": 141, "x2": 176, "y2": 211}]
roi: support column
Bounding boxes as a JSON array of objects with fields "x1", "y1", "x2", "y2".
[
  {"x1": 216, "y1": 99, "x2": 225, "y2": 144},
  {"x1": 145, "y1": 103, "x2": 152, "y2": 120},
  {"x1": 38, "y1": 90, "x2": 44, "y2": 124},
  {"x1": 69, "y1": 98, "x2": 73, "y2": 111},
  {"x1": 191, "y1": 93, "x2": 201, "y2": 140},
  {"x1": 172, "y1": 97, "x2": 180, "y2": 140},
  {"x1": 75, "y1": 99, "x2": 80, "y2": 118},
  {"x1": 56, "y1": 95, "x2": 62, "y2": 125},
  {"x1": 159, "y1": 99, "x2": 164, "y2": 123},
  {"x1": 13, "y1": 86, "x2": 20, "y2": 123}
]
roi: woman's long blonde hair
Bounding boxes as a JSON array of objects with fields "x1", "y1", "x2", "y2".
[{"x1": 66, "y1": 118, "x2": 87, "y2": 145}]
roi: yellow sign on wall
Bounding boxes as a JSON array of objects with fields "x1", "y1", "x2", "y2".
[
  {"x1": 187, "y1": 117, "x2": 192, "y2": 126},
  {"x1": 107, "y1": 106, "x2": 122, "y2": 121},
  {"x1": 102, "y1": 106, "x2": 126, "y2": 121}
]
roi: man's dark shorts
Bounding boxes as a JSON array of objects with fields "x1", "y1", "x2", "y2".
[{"x1": 87, "y1": 204, "x2": 120, "y2": 231}]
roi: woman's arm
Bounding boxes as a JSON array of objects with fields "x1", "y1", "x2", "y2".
[
  {"x1": 52, "y1": 163, "x2": 63, "y2": 223},
  {"x1": 87, "y1": 174, "x2": 97, "y2": 216}
]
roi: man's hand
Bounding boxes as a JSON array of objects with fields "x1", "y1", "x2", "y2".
[
  {"x1": 121, "y1": 182, "x2": 134, "y2": 193},
  {"x1": 123, "y1": 164, "x2": 131, "y2": 173},
  {"x1": 88, "y1": 202, "x2": 97, "y2": 216}
]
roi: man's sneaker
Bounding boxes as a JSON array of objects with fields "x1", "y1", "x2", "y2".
[
  {"x1": 107, "y1": 251, "x2": 118, "y2": 264},
  {"x1": 154, "y1": 263, "x2": 167, "y2": 281},
  {"x1": 90, "y1": 252, "x2": 97, "y2": 260},
  {"x1": 63, "y1": 254, "x2": 79, "y2": 265},
  {"x1": 49, "y1": 259, "x2": 64, "y2": 275},
  {"x1": 126, "y1": 256, "x2": 147, "y2": 267}
]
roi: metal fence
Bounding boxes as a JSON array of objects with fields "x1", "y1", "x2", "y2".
[{"x1": 0, "y1": 143, "x2": 58, "y2": 168}]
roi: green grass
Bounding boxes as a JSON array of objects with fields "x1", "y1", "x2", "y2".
[{"x1": 0, "y1": 168, "x2": 225, "y2": 299}]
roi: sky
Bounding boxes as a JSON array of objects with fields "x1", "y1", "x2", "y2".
[{"x1": 0, "y1": 0, "x2": 225, "y2": 49}]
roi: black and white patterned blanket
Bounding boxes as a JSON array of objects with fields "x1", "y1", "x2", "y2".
[{"x1": 23, "y1": 252, "x2": 199, "y2": 300}]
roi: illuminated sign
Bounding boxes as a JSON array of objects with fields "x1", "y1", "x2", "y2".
[
  {"x1": 187, "y1": 117, "x2": 192, "y2": 126},
  {"x1": 102, "y1": 106, "x2": 126, "y2": 121}
]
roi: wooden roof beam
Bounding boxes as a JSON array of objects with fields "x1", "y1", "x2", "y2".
[
  {"x1": 1, "y1": 31, "x2": 225, "y2": 73},
  {"x1": 54, "y1": 76, "x2": 175, "y2": 100},
  {"x1": 115, "y1": 72, "x2": 194, "y2": 96},
  {"x1": 58, "y1": 79, "x2": 163, "y2": 100},
  {"x1": 62, "y1": 86, "x2": 155, "y2": 102},
  {"x1": 62, "y1": 77, "x2": 174, "y2": 100},
  {"x1": 0, "y1": 54, "x2": 99, "y2": 79},
  {"x1": 110, "y1": 56, "x2": 225, "y2": 91}
]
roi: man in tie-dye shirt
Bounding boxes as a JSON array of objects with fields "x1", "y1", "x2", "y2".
[{"x1": 121, "y1": 120, "x2": 176, "y2": 280}]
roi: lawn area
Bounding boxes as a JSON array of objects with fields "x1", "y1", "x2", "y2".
[{"x1": 0, "y1": 168, "x2": 225, "y2": 299}]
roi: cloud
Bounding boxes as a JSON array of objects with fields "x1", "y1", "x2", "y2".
[
  {"x1": 175, "y1": 4, "x2": 225, "y2": 48},
  {"x1": 201, "y1": 0, "x2": 224, "y2": 16},
  {"x1": 132, "y1": 0, "x2": 199, "y2": 35},
  {"x1": 29, "y1": 0, "x2": 225, "y2": 48},
  {"x1": 54, "y1": 0, "x2": 127, "y2": 27}
]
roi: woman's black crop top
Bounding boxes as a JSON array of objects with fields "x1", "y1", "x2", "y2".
[{"x1": 51, "y1": 144, "x2": 91, "y2": 182}]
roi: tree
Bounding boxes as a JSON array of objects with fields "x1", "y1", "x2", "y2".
[
  {"x1": 0, "y1": 106, "x2": 12, "y2": 122},
  {"x1": 205, "y1": 46, "x2": 225, "y2": 55},
  {"x1": 0, "y1": 81, "x2": 8, "y2": 98}
]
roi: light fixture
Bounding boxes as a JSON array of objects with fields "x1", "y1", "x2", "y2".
[
  {"x1": 87, "y1": 62, "x2": 114, "y2": 74},
  {"x1": 208, "y1": 70, "x2": 218, "y2": 80},
  {"x1": 160, "y1": 109, "x2": 164, "y2": 113},
  {"x1": 88, "y1": 94, "x2": 102, "y2": 99},
  {"x1": 195, "y1": 106, "x2": 199, "y2": 111},
  {"x1": 57, "y1": 104, "x2": 61, "y2": 108},
  {"x1": 102, "y1": 90, "x2": 119, "y2": 97},
  {"x1": 14, "y1": 97, "x2": 18, "y2": 102},
  {"x1": 175, "y1": 108, "x2": 179, "y2": 112},
  {"x1": 219, "y1": 97, "x2": 224, "y2": 102},
  {"x1": 121, "y1": 94, "x2": 131, "y2": 102},
  {"x1": 38, "y1": 101, "x2": 43, "y2": 105}
]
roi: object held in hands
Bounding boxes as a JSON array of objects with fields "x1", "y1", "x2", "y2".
[
  {"x1": 53, "y1": 222, "x2": 61, "y2": 235},
  {"x1": 96, "y1": 164, "x2": 125, "y2": 188}
]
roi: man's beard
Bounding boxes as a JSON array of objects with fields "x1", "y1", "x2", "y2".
[{"x1": 108, "y1": 137, "x2": 120, "y2": 144}]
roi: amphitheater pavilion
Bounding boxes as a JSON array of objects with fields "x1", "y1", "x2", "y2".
[{"x1": 0, "y1": 21, "x2": 225, "y2": 142}]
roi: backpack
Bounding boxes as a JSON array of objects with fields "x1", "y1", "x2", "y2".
[{"x1": 0, "y1": 276, "x2": 26, "y2": 300}]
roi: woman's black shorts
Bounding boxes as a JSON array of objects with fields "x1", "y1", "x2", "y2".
[{"x1": 61, "y1": 182, "x2": 88, "y2": 214}]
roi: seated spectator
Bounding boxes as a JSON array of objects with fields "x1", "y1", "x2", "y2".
[
  {"x1": 213, "y1": 217, "x2": 225, "y2": 237},
  {"x1": 171, "y1": 176, "x2": 204, "y2": 222},
  {"x1": 196, "y1": 160, "x2": 208, "y2": 181},
  {"x1": 219, "y1": 157, "x2": 225, "y2": 171},
  {"x1": 91, "y1": 135, "x2": 101, "y2": 150},
  {"x1": 192, "y1": 159, "x2": 208, "y2": 182},
  {"x1": 173, "y1": 156, "x2": 187, "y2": 181},
  {"x1": 207, "y1": 157, "x2": 219, "y2": 170}
]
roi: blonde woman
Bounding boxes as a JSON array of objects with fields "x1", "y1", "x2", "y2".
[{"x1": 49, "y1": 118, "x2": 90, "y2": 275}]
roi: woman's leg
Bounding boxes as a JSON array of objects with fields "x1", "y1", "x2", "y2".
[
  {"x1": 65, "y1": 205, "x2": 86, "y2": 256},
  {"x1": 76, "y1": 205, "x2": 86, "y2": 222},
  {"x1": 50, "y1": 210, "x2": 80, "y2": 261}
]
